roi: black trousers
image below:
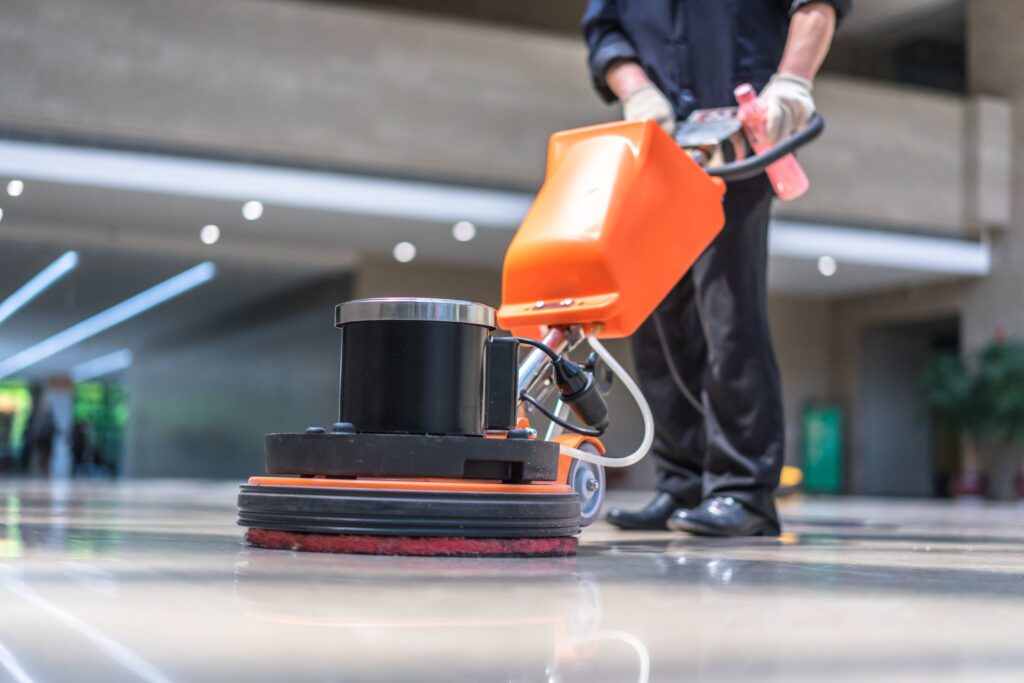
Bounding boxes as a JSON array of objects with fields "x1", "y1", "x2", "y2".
[{"x1": 630, "y1": 175, "x2": 783, "y2": 523}]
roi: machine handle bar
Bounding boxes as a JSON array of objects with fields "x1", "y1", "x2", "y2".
[{"x1": 704, "y1": 113, "x2": 824, "y2": 183}]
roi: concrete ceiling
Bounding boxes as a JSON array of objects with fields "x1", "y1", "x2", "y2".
[
  {"x1": 336, "y1": 0, "x2": 964, "y2": 44},
  {"x1": 838, "y1": 0, "x2": 964, "y2": 43}
]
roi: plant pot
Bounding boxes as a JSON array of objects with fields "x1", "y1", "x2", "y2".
[
  {"x1": 950, "y1": 435, "x2": 986, "y2": 498},
  {"x1": 979, "y1": 439, "x2": 1023, "y2": 501}
]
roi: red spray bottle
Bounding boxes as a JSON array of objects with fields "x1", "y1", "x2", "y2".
[{"x1": 734, "y1": 83, "x2": 810, "y2": 201}]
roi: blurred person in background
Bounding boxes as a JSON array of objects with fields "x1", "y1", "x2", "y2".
[
  {"x1": 19, "y1": 383, "x2": 55, "y2": 476},
  {"x1": 72, "y1": 420, "x2": 115, "y2": 478},
  {"x1": 0, "y1": 412, "x2": 13, "y2": 474},
  {"x1": 585, "y1": 0, "x2": 849, "y2": 536}
]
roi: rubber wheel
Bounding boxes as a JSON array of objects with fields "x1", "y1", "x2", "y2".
[{"x1": 568, "y1": 442, "x2": 605, "y2": 527}]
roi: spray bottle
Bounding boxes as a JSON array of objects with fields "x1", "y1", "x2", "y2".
[{"x1": 734, "y1": 83, "x2": 810, "y2": 201}]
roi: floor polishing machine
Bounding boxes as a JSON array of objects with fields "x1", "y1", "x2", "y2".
[{"x1": 237, "y1": 91, "x2": 824, "y2": 557}]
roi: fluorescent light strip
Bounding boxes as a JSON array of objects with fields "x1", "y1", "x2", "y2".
[
  {"x1": 0, "y1": 140, "x2": 534, "y2": 228},
  {"x1": 0, "y1": 140, "x2": 992, "y2": 277},
  {"x1": 0, "y1": 262, "x2": 215, "y2": 379},
  {"x1": 0, "y1": 251, "x2": 79, "y2": 326},
  {"x1": 770, "y1": 220, "x2": 991, "y2": 275},
  {"x1": 69, "y1": 349, "x2": 134, "y2": 382}
]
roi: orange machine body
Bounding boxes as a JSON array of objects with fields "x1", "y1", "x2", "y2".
[{"x1": 498, "y1": 120, "x2": 726, "y2": 339}]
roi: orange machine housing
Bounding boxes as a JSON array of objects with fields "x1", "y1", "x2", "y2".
[{"x1": 498, "y1": 120, "x2": 726, "y2": 339}]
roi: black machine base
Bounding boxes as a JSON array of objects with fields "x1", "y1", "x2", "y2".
[
  {"x1": 265, "y1": 431, "x2": 559, "y2": 483},
  {"x1": 237, "y1": 484, "x2": 582, "y2": 538}
]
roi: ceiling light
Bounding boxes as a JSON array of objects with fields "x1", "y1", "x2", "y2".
[
  {"x1": 452, "y1": 221, "x2": 477, "y2": 242},
  {"x1": 0, "y1": 139, "x2": 532, "y2": 227},
  {"x1": 241, "y1": 200, "x2": 264, "y2": 221},
  {"x1": 770, "y1": 220, "x2": 990, "y2": 275},
  {"x1": 393, "y1": 242, "x2": 417, "y2": 263},
  {"x1": 0, "y1": 262, "x2": 216, "y2": 379},
  {"x1": 817, "y1": 255, "x2": 837, "y2": 277},
  {"x1": 0, "y1": 207, "x2": 4, "y2": 222},
  {"x1": 199, "y1": 224, "x2": 220, "y2": 245},
  {"x1": 69, "y1": 349, "x2": 134, "y2": 382},
  {"x1": 0, "y1": 251, "x2": 80, "y2": 327},
  {"x1": 6, "y1": 179, "x2": 23, "y2": 197}
]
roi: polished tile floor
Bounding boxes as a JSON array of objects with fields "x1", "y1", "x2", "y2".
[{"x1": 1, "y1": 479, "x2": 1023, "y2": 682}]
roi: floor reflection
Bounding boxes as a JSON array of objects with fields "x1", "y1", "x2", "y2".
[{"x1": 234, "y1": 551, "x2": 650, "y2": 682}]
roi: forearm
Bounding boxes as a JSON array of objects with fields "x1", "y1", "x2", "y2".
[
  {"x1": 603, "y1": 59, "x2": 676, "y2": 134},
  {"x1": 604, "y1": 60, "x2": 651, "y2": 100},
  {"x1": 777, "y1": 3, "x2": 837, "y2": 81}
]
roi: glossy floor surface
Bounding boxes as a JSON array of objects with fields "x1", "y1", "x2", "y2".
[{"x1": 2, "y1": 480, "x2": 1023, "y2": 682}]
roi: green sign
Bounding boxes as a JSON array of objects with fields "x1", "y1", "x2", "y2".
[{"x1": 802, "y1": 404, "x2": 843, "y2": 494}]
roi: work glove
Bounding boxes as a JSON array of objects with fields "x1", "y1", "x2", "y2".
[
  {"x1": 760, "y1": 73, "x2": 815, "y2": 143},
  {"x1": 622, "y1": 83, "x2": 676, "y2": 136}
]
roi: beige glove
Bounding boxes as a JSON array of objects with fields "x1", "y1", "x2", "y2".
[
  {"x1": 622, "y1": 83, "x2": 676, "y2": 136},
  {"x1": 761, "y1": 73, "x2": 815, "y2": 143}
]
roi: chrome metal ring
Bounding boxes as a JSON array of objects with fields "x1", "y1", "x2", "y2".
[{"x1": 335, "y1": 297, "x2": 496, "y2": 328}]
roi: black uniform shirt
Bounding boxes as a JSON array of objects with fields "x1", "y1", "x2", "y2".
[{"x1": 583, "y1": 0, "x2": 851, "y2": 117}]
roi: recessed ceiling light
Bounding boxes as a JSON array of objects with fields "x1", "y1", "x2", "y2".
[
  {"x1": 817, "y1": 255, "x2": 837, "y2": 277},
  {"x1": 393, "y1": 242, "x2": 417, "y2": 263},
  {"x1": 6, "y1": 179, "x2": 23, "y2": 197},
  {"x1": 452, "y1": 221, "x2": 477, "y2": 242},
  {"x1": 241, "y1": 200, "x2": 264, "y2": 221},
  {"x1": 199, "y1": 224, "x2": 221, "y2": 245}
]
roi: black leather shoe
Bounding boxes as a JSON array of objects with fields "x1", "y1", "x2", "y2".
[
  {"x1": 666, "y1": 496, "x2": 780, "y2": 537},
  {"x1": 606, "y1": 492, "x2": 685, "y2": 531}
]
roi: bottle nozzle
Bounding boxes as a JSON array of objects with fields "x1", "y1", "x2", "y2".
[{"x1": 734, "y1": 83, "x2": 757, "y2": 104}]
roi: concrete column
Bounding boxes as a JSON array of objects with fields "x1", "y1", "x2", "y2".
[
  {"x1": 964, "y1": 1, "x2": 1024, "y2": 348},
  {"x1": 964, "y1": 1, "x2": 1024, "y2": 497}
]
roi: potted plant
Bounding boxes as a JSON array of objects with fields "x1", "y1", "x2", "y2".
[
  {"x1": 974, "y1": 343, "x2": 1024, "y2": 499},
  {"x1": 922, "y1": 341, "x2": 1024, "y2": 500},
  {"x1": 921, "y1": 351, "x2": 985, "y2": 497}
]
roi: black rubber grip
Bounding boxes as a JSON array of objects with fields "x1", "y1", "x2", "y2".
[{"x1": 706, "y1": 113, "x2": 824, "y2": 182}]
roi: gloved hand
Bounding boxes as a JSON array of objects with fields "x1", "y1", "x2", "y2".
[
  {"x1": 622, "y1": 83, "x2": 676, "y2": 136},
  {"x1": 760, "y1": 73, "x2": 815, "y2": 143}
]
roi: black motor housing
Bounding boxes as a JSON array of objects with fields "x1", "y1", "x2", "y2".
[{"x1": 335, "y1": 298, "x2": 517, "y2": 436}]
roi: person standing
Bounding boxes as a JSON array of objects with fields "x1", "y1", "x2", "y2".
[{"x1": 584, "y1": 0, "x2": 849, "y2": 536}]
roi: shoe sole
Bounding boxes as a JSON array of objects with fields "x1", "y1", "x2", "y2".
[
  {"x1": 666, "y1": 520, "x2": 780, "y2": 537},
  {"x1": 606, "y1": 518, "x2": 671, "y2": 531}
]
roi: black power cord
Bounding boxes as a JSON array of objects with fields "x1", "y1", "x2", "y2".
[
  {"x1": 651, "y1": 311, "x2": 705, "y2": 416},
  {"x1": 519, "y1": 390, "x2": 603, "y2": 437},
  {"x1": 512, "y1": 335, "x2": 610, "y2": 435},
  {"x1": 512, "y1": 336, "x2": 561, "y2": 361}
]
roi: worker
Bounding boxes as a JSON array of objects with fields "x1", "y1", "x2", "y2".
[{"x1": 585, "y1": 0, "x2": 849, "y2": 536}]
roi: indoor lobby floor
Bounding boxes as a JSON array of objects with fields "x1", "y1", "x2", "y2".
[{"x1": 1, "y1": 479, "x2": 1023, "y2": 683}]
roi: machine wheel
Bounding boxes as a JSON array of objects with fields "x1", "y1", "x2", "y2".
[{"x1": 568, "y1": 443, "x2": 606, "y2": 527}]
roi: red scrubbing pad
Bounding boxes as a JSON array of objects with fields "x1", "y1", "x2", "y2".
[{"x1": 247, "y1": 528, "x2": 577, "y2": 557}]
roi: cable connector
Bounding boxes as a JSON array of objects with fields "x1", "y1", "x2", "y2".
[{"x1": 552, "y1": 358, "x2": 609, "y2": 434}]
